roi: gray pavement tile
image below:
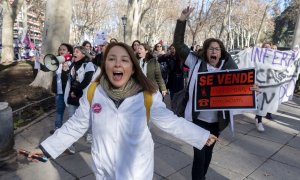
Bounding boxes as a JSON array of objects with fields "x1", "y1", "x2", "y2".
[
  {"x1": 165, "y1": 164, "x2": 191, "y2": 180},
  {"x1": 272, "y1": 112, "x2": 300, "y2": 131},
  {"x1": 211, "y1": 147, "x2": 266, "y2": 176},
  {"x1": 19, "y1": 117, "x2": 54, "y2": 146},
  {"x1": 79, "y1": 173, "x2": 95, "y2": 180},
  {"x1": 249, "y1": 159, "x2": 300, "y2": 180},
  {"x1": 271, "y1": 146, "x2": 300, "y2": 168},
  {"x1": 0, "y1": 160, "x2": 74, "y2": 180},
  {"x1": 206, "y1": 164, "x2": 246, "y2": 180},
  {"x1": 213, "y1": 130, "x2": 240, "y2": 153},
  {"x1": 151, "y1": 126, "x2": 193, "y2": 157},
  {"x1": 151, "y1": 125, "x2": 187, "y2": 147},
  {"x1": 234, "y1": 118, "x2": 254, "y2": 134},
  {"x1": 244, "y1": 177, "x2": 255, "y2": 180},
  {"x1": 287, "y1": 133, "x2": 300, "y2": 149},
  {"x1": 166, "y1": 163, "x2": 246, "y2": 180},
  {"x1": 217, "y1": 128, "x2": 240, "y2": 146},
  {"x1": 75, "y1": 137, "x2": 92, "y2": 152},
  {"x1": 154, "y1": 141, "x2": 165, "y2": 149},
  {"x1": 278, "y1": 103, "x2": 300, "y2": 118},
  {"x1": 247, "y1": 120, "x2": 298, "y2": 144},
  {"x1": 227, "y1": 134, "x2": 283, "y2": 158},
  {"x1": 154, "y1": 146, "x2": 193, "y2": 178},
  {"x1": 153, "y1": 172, "x2": 164, "y2": 180},
  {"x1": 54, "y1": 149, "x2": 93, "y2": 178},
  {"x1": 14, "y1": 134, "x2": 36, "y2": 152},
  {"x1": 234, "y1": 113, "x2": 256, "y2": 124}
]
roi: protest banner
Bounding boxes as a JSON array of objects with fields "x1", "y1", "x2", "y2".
[
  {"x1": 233, "y1": 47, "x2": 300, "y2": 116},
  {"x1": 94, "y1": 31, "x2": 107, "y2": 45},
  {"x1": 195, "y1": 68, "x2": 256, "y2": 111}
]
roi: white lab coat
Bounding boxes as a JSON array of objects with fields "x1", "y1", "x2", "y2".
[
  {"x1": 41, "y1": 85, "x2": 210, "y2": 180},
  {"x1": 64, "y1": 61, "x2": 95, "y2": 106}
]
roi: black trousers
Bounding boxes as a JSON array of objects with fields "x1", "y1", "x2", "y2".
[{"x1": 192, "y1": 120, "x2": 219, "y2": 180}]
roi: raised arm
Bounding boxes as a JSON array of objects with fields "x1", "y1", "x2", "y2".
[{"x1": 173, "y1": 7, "x2": 195, "y2": 61}]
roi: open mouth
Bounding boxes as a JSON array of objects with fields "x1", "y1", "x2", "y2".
[
  {"x1": 113, "y1": 72, "x2": 123, "y2": 81},
  {"x1": 73, "y1": 55, "x2": 77, "y2": 58},
  {"x1": 210, "y1": 55, "x2": 217, "y2": 60}
]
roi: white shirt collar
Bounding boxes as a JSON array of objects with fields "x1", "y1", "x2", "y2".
[{"x1": 207, "y1": 60, "x2": 225, "y2": 72}]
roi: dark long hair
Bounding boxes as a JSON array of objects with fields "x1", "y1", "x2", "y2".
[
  {"x1": 82, "y1": 41, "x2": 92, "y2": 47},
  {"x1": 131, "y1": 40, "x2": 141, "y2": 50},
  {"x1": 200, "y1": 38, "x2": 226, "y2": 62},
  {"x1": 95, "y1": 42, "x2": 158, "y2": 93},
  {"x1": 58, "y1": 43, "x2": 73, "y2": 56}
]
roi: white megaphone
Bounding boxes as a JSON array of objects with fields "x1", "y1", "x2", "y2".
[{"x1": 40, "y1": 54, "x2": 72, "y2": 72}]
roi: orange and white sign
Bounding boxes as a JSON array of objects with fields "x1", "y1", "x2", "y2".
[{"x1": 195, "y1": 68, "x2": 256, "y2": 111}]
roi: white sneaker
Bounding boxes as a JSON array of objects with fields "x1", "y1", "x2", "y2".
[
  {"x1": 67, "y1": 144, "x2": 76, "y2": 154},
  {"x1": 86, "y1": 133, "x2": 93, "y2": 144},
  {"x1": 255, "y1": 119, "x2": 265, "y2": 132}
]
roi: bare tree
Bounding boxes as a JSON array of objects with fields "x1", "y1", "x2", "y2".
[
  {"x1": 187, "y1": 0, "x2": 216, "y2": 46},
  {"x1": 255, "y1": 1, "x2": 274, "y2": 43},
  {"x1": 292, "y1": 8, "x2": 300, "y2": 47},
  {"x1": 30, "y1": 0, "x2": 72, "y2": 90},
  {"x1": 126, "y1": 0, "x2": 152, "y2": 43},
  {"x1": 71, "y1": 0, "x2": 110, "y2": 45},
  {"x1": 218, "y1": 0, "x2": 230, "y2": 39},
  {"x1": 140, "y1": 0, "x2": 181, "y2": 45},
  {"x1": 1, "y1": 0, "x2": 24, "y2": 64}
]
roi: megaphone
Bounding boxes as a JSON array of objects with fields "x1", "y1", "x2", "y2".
[{"x1": 40, "y1": 54, "x2": 72, "y2": 72}]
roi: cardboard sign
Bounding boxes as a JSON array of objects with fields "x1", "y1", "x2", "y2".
[{"x1": 195, "y1": 68, "x2": 256, "y2": 111}]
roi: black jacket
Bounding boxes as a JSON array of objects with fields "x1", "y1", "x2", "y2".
[
  {"x1": 173, "y1": 19, "x2": 238, "y2": 132},
  {"x1": 67, "y1": 57, "x2": 94, "y2": 106},
  {"x1": 51, "y1": 67, "x2": 69, "y2": 94}
]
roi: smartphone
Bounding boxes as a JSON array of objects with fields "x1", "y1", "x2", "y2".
[{"x1": 19, "y1": 149, "x2": 48, "y2": 162}]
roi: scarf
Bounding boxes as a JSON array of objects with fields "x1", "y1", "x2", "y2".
[{"x1": 100, "y1": 76, "x2": 142, "y2": 101}]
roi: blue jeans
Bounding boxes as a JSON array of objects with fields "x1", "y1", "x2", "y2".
[
  {"x1": 55, "y1": 94, "x2": 65, "y2": 128},
  {"x1": 68, "y1": 105, "x2": 79, "y2": 118}
]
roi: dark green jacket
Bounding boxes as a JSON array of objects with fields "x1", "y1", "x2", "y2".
[{"x1": 142, "y1": 58, "x2": 167, "y2": 92}]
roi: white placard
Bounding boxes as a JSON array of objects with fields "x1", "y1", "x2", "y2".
[{"x1": 233, "y1": 47, "x2": 300, "y2": 116}]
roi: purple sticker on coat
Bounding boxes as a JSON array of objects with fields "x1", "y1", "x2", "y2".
[{"x1": 92, "y1": 103, "x2": 102, "y2": 113}]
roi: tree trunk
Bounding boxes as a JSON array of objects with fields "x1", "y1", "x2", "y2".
[
  {"x1": 30, "y1": 0, "x2": 72, "y2": 90},
  {"x1": 237, "y1": 30, "x2": 240, "y2": 48},
  {"x1": 241, "y1": 28, "x2": 244, "y2": 48},
  {"x1": 127, "y1": 0, "x2": 140, "y2": 44},
  {"x1": 292, "y1": 9, "x2": 300, "y2": 48},
  {"x1": 1, "y1": 0, "x2": 24, "y2": 64},
  {"x1": 255, "y1": 5, "x2": 269, "y2": 43},
  {"x1": 218, "y1": 0, "x2": 229, "y2": 39}
]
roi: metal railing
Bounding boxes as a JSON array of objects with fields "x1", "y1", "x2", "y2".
[{"x1": 12, "y1": 96, "x2": 55, "y2": 126}]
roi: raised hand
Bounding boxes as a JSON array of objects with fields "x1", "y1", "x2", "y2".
[
  {"x1": 179, "y1": 6, "x2": 195, "y2": 21},
  {"x1": 206, "y1": 134, "x2": 218, "y2": 146}
]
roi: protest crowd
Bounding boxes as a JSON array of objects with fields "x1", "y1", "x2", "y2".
[{"x1": 4, "y1": 5, "x2": 299, "y2": 180}]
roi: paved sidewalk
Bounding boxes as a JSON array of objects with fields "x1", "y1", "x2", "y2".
[{"x1": 1, "y1": 96, "x2": 300, "y2": 180}]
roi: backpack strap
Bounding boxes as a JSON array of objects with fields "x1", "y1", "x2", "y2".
[
  {"x1": 143, "y1": 91, "x2": 153, "y2": 124},
  {"x1": 87, "y1": 81, "x2": 99, "y2": 105}
]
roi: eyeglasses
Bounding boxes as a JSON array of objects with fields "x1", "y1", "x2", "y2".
[
  {"x1": 208, "y1": 48, "x2": 221, "y2": 52},
  {"x1": 156, "y1": 45, "x2": 162, "y2": 47}
]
